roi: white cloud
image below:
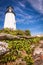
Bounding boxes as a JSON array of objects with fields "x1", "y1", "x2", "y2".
[
  {"x1": 16, "y1": 18, "x2": 25, "y2": 23},
  {"x1": 15, "y1": 7, "x2": 24, "y2": 13},
  {"x1": 27, "y1": 0, "x2": 43, "y2": 14},
  {"x1": 25, "y1": 15, "x2": 33, "y2": 19},
  {"x1": 31, "y1": 32, "x2": 43, "y2": 36},
  {"x1": 18, "y1": 2, "x2": 25, "y2": 8}
]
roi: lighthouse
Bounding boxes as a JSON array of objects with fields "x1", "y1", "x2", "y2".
[{"x1": 4, "y1": 6, "x2": 16, "y2": 30}]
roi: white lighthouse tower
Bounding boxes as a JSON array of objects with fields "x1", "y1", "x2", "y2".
[{"x1": 4, "y1": 6, "x2": 16, "y2": 30}]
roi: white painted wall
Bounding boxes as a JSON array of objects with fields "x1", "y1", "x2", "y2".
[{"x1": 4, "y1": 12, "x2": 16, "y2": 30}]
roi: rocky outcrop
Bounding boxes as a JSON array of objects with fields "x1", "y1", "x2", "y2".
[
  {"x1": 0, "y1": 41, "x2": 9, "y2": 56},
  {"x1": 0, "y1": 59, "x2": 26, "y2": 65},
  {"x1": 0, "y1": 33, "x2": 20, "y2": 40},
  {"x1": 33, "y1": 40, "x2": 43, "y2": 65},
  {"x1": 0, "y1": 33, "x2": 42, "y2": 40}
]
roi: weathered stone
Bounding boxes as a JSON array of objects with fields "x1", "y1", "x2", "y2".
[
  {"x1": 15, "y1": 58, "x2": 26, "y2": 65},
  {"x1": 33, "y1": 47, "x2": 43, "y2": 55},
  {"x1": 0, "y1": 41, "x2": 8, "y2": 55},
  {"x1": 0, "y1": 33, "x2": 43, "y2": 40}
]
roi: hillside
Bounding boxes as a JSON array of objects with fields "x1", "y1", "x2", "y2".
[{"x1": 0, "y1": 28, "x2": 43, "y2": 65}]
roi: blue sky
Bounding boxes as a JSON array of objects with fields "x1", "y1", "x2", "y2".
[{"x1": 0, "y1": 0, "x2": 43, "y2": 35}]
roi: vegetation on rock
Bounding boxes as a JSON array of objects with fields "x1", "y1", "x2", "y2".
[
  {"x1": 0, "y1": 28, "x2": 31, "y2": 36},
  {"x1": 0, "y1": 28, "x2": 42, "y2": 65}
]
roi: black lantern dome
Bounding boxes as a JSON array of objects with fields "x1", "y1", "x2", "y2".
[{"x1": 5, "y1": 6, "x2": 15, "y2": 15}]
